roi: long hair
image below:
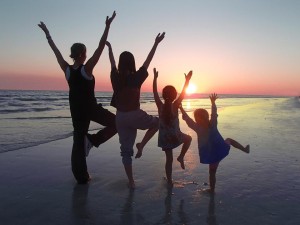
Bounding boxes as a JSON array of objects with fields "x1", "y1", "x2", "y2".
[
  {"x1": 161, "y1": 85, "x2": 177, "y2": 126},
  {"x1": 118, "y1": 51, "x2": 136, "y2": 87},
  {"x1": 69, "y1": 43, "x2": 86, "y2": 61}
]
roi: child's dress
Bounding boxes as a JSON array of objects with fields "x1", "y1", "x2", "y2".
[
  {"x1": 183, "y1": 104, "x2": 229, "y2": 164},
  {"x1": 198, "y1": 126, "x2": 230, "y2": 164},
  {"x1": 158, "y1": 105, "x2": 184, "y2": 150}
]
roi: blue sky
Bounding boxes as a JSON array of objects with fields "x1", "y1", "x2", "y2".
[{"x1": 0, "y1": 0, "x2": 299, "y2": 95}]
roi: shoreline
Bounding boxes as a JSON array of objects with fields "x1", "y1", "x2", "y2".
[{"x1": 1, "y1": 100, "x2": 299, "y2": 224}]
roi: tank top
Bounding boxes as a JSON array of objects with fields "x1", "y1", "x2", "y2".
[{"x1": 67, "y1": 65, "x2": 96, "y2": 119}]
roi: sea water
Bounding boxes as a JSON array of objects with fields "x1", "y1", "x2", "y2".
[
  {"x1": 0, "y1": 90, "x2": 297, "y2": 154},
  {"x1": 1, "y1": 90, "x2": 300, "y2": 224}
]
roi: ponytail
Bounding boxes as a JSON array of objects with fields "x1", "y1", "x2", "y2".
[{"x1": 162, "y1": 100, "x2": 173, "y2": 126}]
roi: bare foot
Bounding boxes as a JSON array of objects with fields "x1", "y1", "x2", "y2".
[
  {"x1": 202, "y1": 188, "x2": 215, "y2": 195},
  {"x1": 244, "y1": 145, "x2": 250, "y2": 153},
  {"x1": 135, "y1": 143, "x2": 143, "y2": 158},
  {"x1": 128, "y1": 181, "x2": 136, "y2": 190},
  {"x1": 177, "y1": 156, "x2": 185, "y2": 169}
]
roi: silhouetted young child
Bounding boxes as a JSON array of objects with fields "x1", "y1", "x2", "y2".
[
  {"x1": 152, "y1": 68, "x2": 192, "y2": 186},
  {"x1": 180, "y1": 93, "x2": 249, "y2": 193}
]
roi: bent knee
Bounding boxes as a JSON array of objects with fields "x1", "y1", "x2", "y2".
[
  {"x1": 120, "y1": 148, "x2": 133, "y2": 165},
  {"x1": 122, "y1": 155, "x2": 132, "y2": 165},
  {"x1": 183, "y1": 134, "x2": 192, "y2": 143},
  {"x1": 187, "y1": 135, "x2": 192, "y2": 142}
]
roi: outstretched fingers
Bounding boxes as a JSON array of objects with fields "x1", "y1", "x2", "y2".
[
  {"x1": 209, "y1": 93, "x2": 218, "y2": 102},
  {"x1": 106, "y1": 10, "x2": 116, "y2": 25},
  {"x1": 184, "y1": 70, "x2": 193, "y2": 80},
  {"x1": 155, "y1": 32, "x2": 165, "y2": 44},
  {"x1": 38, "y1": 21, "x2": 49, "y2": 34}
]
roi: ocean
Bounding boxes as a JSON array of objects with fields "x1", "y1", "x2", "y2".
[
  {"x1": 0, "y1": 90, "x2": 298, "y2": 154},
  {"x1": 1, "y1": 90, "x2": 300, "y2": 224}
]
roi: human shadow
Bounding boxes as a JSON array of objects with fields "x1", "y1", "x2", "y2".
[
  {"x1": 206, "y1": 194, "x2": 218, "y2": 225},
  {"x1": 120, "y1": 189, "x2": 135, "y2": 225},
  {"x1": 120, "y1": 189, "x2": 147, "y2": 225},
  {"x1": 160, "y1": 186, "x2": 188, "y2": 224},
  {"x1": 71, "y1": 184, "x2": 90, "y2": 224}
]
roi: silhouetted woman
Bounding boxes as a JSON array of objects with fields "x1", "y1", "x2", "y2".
[{"x1": 38, "y1": 11, "x2": 117, "y2": 184}]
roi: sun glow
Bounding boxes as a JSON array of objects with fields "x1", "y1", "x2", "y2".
[{"x1": 185, "y1": 83, "x2": 197, "y2": 94}]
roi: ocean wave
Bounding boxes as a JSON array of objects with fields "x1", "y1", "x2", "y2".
[
  {"x1": 1, "y1": 116, "x2": 71, "y2": 120},
  {"x1": 0, "y1": 107, "x2": 55, "y2": 114},
  {"x1": 0, "y1": 132, "x2": 73, "y2": 153},
  {"x1": 6, "y1": 97, "x2": 69, "y2": 102}
]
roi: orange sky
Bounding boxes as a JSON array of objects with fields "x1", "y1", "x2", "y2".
[{"x1": 0, "y1": 1, "x2": 299, "y2": 96}]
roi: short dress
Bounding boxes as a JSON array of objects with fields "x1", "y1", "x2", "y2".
[
  {"x1": 158, "y1": 106, "x2": 184, "y2": 150},
  {"x1": 198, "y1": 126, "x2": 230, "y2": 164},
  {"x1": 182, "y1": 104, "x2": 230, "y2": 164}
]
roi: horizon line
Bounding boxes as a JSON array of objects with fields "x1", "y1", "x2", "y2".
[{"x1": 0, "y1": 88, "x2": 295, "y2": 98}]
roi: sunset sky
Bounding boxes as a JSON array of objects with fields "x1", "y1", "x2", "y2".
[{"x1": 0, "y1": 0, "x2": 299, "y2": 96}]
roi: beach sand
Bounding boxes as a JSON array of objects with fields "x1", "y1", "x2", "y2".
[{"x1": 1, "y1": 99, "x2": 299, "y2": 225}]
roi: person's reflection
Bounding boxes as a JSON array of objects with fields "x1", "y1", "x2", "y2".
[
  {"x1": 71, "y1": 184, "x2": 90, "y2": 224},
  {"x1": 120, "y1": 189, "x2": 147, "y2": 225},
  {"x1": 120, "y1": 189, "x2": 135, "y2": 225},
  {"x1": 206, "y1": 194, "x2": 218, "y2": 225},
  {"x1": 161, "y1": 187, "x2": 172, "y2": 223},
  {"x1": 161, "y1": 187, "x2": 188, "y2": 224},
  {"x1": 178, "y1": 199, "x2": 188, "y2": 224}
]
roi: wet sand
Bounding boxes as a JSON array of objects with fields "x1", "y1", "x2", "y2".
[{"x1": 1, "y1": 100, "x2": 299, "y2": 225}]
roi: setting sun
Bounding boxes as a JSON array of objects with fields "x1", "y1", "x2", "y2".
[{"x1": 186, "y1": 83, "x2": 197, "y2": 94}]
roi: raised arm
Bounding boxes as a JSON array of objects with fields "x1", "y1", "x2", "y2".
[
  {"x1": 179, "y1": 104, "x2": 188, "y2": 118},
  {"x1": 174, "y1": 71, "x2": 193, "y2": 106},
  {"x1": 142, "y1": 32, "x2": 165, "y2": 69},
  {"x1": 85, "y1": 11, "x2": 116, "y2": 75},
  {"x1": 153, "y1": 68, "x2": 163, "y2": 109},
  {"x1": 106, "y1": 41, "x2": 116, "y2": 69},
  {"x1": 209, "y1": 93, "x2": 218, "y2": 127},
  {"x1": 179, "y1": 104, "x2": 198, "y2": 130},
  {"x1": 38, "y1": 22, "x2": 68, "y2": 72}
]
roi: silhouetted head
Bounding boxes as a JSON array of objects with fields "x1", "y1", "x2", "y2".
[
  {"x1": 70, "y1": 43, "x2": 86, "y2": 62},
  {"x1": 118, "y1": 51, "x2": 136, "y2": 74},
  {"x1": 194, "y1": 108, "x2": 209, "y2": 126},
  {"x1": 162, "y1": 85, "x2": 177, "y2": 102}
]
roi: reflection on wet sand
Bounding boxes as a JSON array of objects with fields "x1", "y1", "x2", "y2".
[
  {"x1": 120, "y1": 190, "x2": 147, "y2": 225},
  {"x1": 71, "y1": 184, "x2": 90, "y2": 224},
  {"x1": 206, "y1": 194, "x2": 218, "y2": 225},
  {"x1": 160, "y1": 187, "x2": 188, "y2": 224}
]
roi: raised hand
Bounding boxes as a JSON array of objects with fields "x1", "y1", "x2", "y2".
[
  {"x1": 155, "y1": 32, "x2": 165, "y2": 45},
  {"x1": 184, "y1": 70, "x2": 193, "y2": 81},
  {"x1": 38, "y1": 21, "x2": 50, "y2": 36},
  {"x1": 209, "y1": 93, "x2": 218, "y2": 103},
  {"x1": 106, "y1": 11, "x2": 116, "y2": 26},
  {"x1": 153, "y1": 68, "x2": 159, "y2": 79},
  {"x1": 143, "y1": 32, "x2": 165, "y2": 69}
]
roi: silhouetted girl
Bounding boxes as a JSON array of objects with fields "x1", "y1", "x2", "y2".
[
  {"x1": 106, "y1": 32, "x2": 165, "y2": 189},
  {"x1": 180, "y1": 93, "x2": 250, "y2": 193},
  {"x1": 152, "y1": 68, "x2": 192, "y2": 186}
]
